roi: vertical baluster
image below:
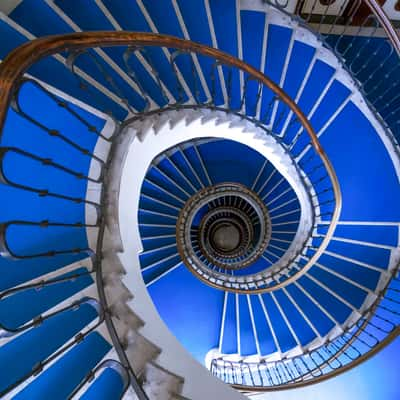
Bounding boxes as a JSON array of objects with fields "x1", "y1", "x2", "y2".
[
  {"x1": 189, "y1": 52, "x2": 201, "y2": 105},
  {"x1": 209, "y1": 60, "x2": 220, "y2": 107},
  {"x1": 170, "y1": 50, "x2": 187, "y2": 105},
  {"x1": 66, "y1": 49, "x2": 130, "y2": 119},
  {"x1": 123, "y1": 46, "x2": 152, "y2": 112}
]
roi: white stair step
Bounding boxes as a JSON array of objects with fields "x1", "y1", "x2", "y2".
[
  {"x1": 103, "y1": 273, "x2": 133, "y2": 307},
  {"x1": 142, "y1": 362, "x2": 184, "y2": 400},
  {"x1": 110, "y1": 301, "x2": 144, "y2": 331},
  {"x1": 102, "y1": 249, "x2": 127, "y2": 275},
  {"x1": 124, "y1": 331, "x2": 161, "y2": 375}
]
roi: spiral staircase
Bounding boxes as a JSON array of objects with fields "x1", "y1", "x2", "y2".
[{"x1": 0, "y1": 0, "x2": 399, "y2": 399}]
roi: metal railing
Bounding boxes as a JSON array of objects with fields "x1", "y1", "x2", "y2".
[
  {"x1": 174, "y1": 176, "x2": 333, "y2": 293},
  {"x1": 0, "y1": 31, "x2": 340, "y2": 397},
  {"x1": 266, "y1": 0, "x2": 400, "y2": 146},
  {"x1": 208, "y1": 0, "x2": 400, "y2": 391},
  {"x1": 211, "y1": 269, "x2": 400, "y2": 390},
  {"x1": 0, "y1": 0, "x2": 397, "y2": 393}
]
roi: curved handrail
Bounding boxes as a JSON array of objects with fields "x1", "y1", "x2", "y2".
[
  {"x1": 364, "y1": 0, "x2": 400, "y2": 55},
  {"x1": 230, "y1": 329, "x2": 400, "y2": 392},
  {"x1": 265, "y1": 0, "x2": 400, "y2": 149},
  {"x1": 212, "y1": 267, "x2": 400, "y2": 391},
  {"x1": 0, "y1": 31, "x2": 342, "y2": 397},
  {"x1": 227, "y1": 328, "x2": 399, "y2": 391},
  {"x1": 211, "y1": 0, "x2": 400, "y2": 389},
  {"x1": 0, "y1": 31, "x2": 331, "y2": 155},
  {"x1": 0, "y1": 31, "x2": 341, "y2": 295},
  {"x1": 269, "y1": 0, "x2": 400, "y2": 52},
  {"x1": 0, "y1": 4, "x2": 396, "y2": 393}
]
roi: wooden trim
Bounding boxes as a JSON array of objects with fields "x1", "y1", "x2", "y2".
[{"x1": 0, "y1": 32, "x2": 342, "y2": 295}]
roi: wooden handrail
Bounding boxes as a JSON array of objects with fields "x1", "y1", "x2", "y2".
[
  {"x1": 0, "y1": 6, "x2": 397, "y2": 393},
  {"x1": 0, "y1": 31, "x2": 322, "y2": 152},
  {"x1": 0, "y1": 31, "x2": 342, "y2": 293}
]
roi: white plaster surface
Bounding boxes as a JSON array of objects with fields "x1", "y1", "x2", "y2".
[{"x1": 0, "y1": 0, "x2": 22, "y2": 15}]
